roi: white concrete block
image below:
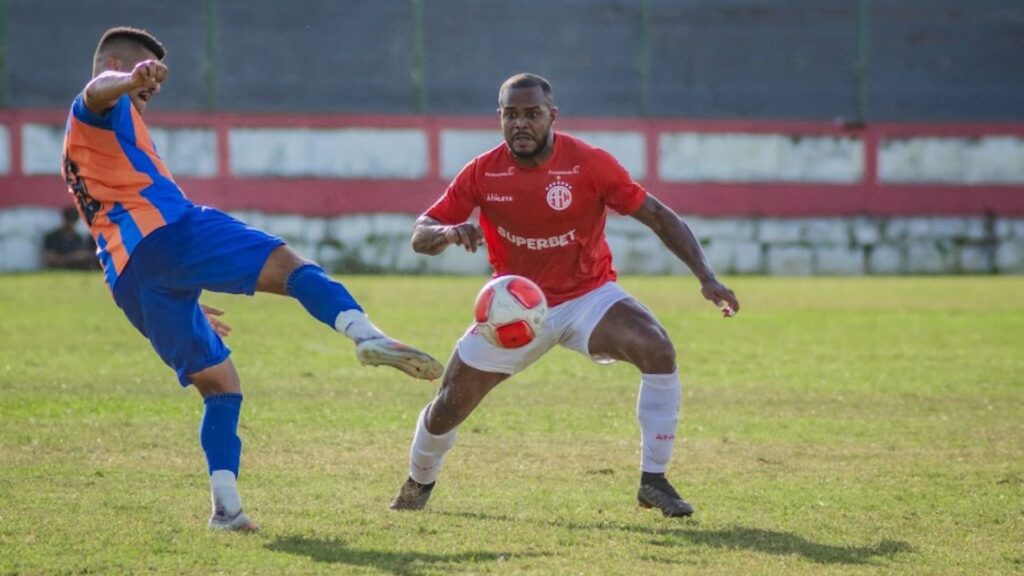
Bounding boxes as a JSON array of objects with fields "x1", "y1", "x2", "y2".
[
  {"x1": 906, "y1": 241, "x2": 955, "y2": 273},
  {"x1": 0, "y1": 236, "x2": 42, "y2": 271},
  {"x1": 619, "y1": 235, "x2": 666, "y2": 274},
  {"x1": 22, "y1": 124, "x2": 64, "y2": 175},
  {"x1": 659, "y1": 133, "x2": 862, "y2": 183},
  {"x1": 700, "y1": 240, "x2": 735, "y2": 274},
  {"x1": 851, "y1": 217, "x2": 882, "y2": 245},
  {"x1": 697, "y1": 218, "x2": 756, "y2": 242},
  {"x1": 0, "y1": 124, "x2": 10, "y2": 175},
  {"x1": 149, "y1": 128, "x2": 217, "y2": 177},
  {"x1": 440, "y1": 129, "x2": 502, "y2": 179},
  {"x1": 994, "y1": 218, "x2": 1024, "y2": 239},
  {"x1": 317, "y1": 243, "x2": 346, "y2": 271},
  {"x1": 605, "y1": 214, "x2": 646, "y2": 237},
  {"x1": 371, "y1": 213, "x2": 416, "y2": 237},
  {"x1": 300, "y1": 218, "x2": 327, "y2": 244},
  {"x1": 883, "y1": 218, "x2": 914, "y2": 242},
  {"x1": 393, "y1": 244, "x2": 433, "y2": 273},
  {"x1": 880, "y1": 136, "x2": 1024, "y2": 184},
  {"x1": 814, "y1": 245, "x2": 865, "y2": 275},
  {"x1": 958, "y1": 245, "x2": 993, "y2": 273},
  {"x1": 766, "y1": 246, "x2": 813, "y2": 275},
  {"x1": 287, "y1": 241, "x2": 318, "y2": 262},
  {"x1": 0, "y1": 207, "x2": 62, "y2": 237},
  {"x1": 566, "y1": 130, "x2": 647, "y2": 180},
  {"x1": 262, "y1": 214, "x2": 307, "y2": 241},
  {"x1": 230, "y1": 128, "x2": 427, "y2": 179},
  {"x1": 331, "y1": 216, "x2": 375, "y2": 246},
  {"x1": 996, "y1": 239, "x2": 1024, "y2": 273},
  {"x1": 905, "y1": 218, "x2": 934, "y2": 240},
  {"x1": 929, "y1": 217, "x2": 971, "y2": 240},
  {"x1": 758, "y1": 219, "x2": 802, "y2": 243},
  {"x1": 962, "y1": 217, "x2": 987, "y2": 241},
  {"x1": 430, "y1": 245, "x2": 489, "y2": 275},
  {"x1": 868, "y1": 244, "x2": 904, "y2": 274},
  {"x1": 733, "y1": 242, "x2": 764, "y2": 274},
  {"x1": 803, "y1": 218, "x2": 849, "y2": 244}
]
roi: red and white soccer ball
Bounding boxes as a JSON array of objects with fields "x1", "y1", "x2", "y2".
[{"x1": 474, "y1": 275, "x2": 548, "y2": 349}]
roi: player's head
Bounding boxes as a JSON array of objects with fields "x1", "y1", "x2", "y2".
[
  {"x1": 62, "y1": 205, "x2": 79, "y2": 226},
  {"x1": 92, "y1": 27, "x2": 167, "y2": 114},
  {"x1": 498, "y1": 73, "x2": 558, "y2": 160}
]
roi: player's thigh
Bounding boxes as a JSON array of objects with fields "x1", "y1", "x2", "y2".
[
  {"x1": 587, "y1": 298, "x2": 676, "y2": 373},
  {"x1": 133, "y1": 285, "x2": 231, "y2": 387},
  {"x1": 147, "y1": 208, "x2": 286, "y2": 295}
]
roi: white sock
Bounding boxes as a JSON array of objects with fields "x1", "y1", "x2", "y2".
[
  {"x1": 637, "y1": 371, "x2": 681, "y2": 473},
  {"x1": 409, "y1": 404, "x2": 458, "y2": 485},
  {"x1": 210, "y1": 469, "x2": 243, "y2": 516},
  {"x1": 334, "y1": 309, "x2": 385, "y2": 343}
]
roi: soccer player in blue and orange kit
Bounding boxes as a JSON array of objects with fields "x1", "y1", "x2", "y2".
[{"x1": 61, "y1": 27, "x2": 443, "y2": 531}]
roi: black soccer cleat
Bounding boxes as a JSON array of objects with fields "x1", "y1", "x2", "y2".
[
  {"x1": 637, "y1": 473, "x2": 694, "y2": 517},
  {"x1": 389, "y1": 477, "x2": 435, "y2": 511}
]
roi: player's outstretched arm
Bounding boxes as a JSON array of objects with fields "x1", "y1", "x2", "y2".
[
  {"x1": 84, "y1": 59, "x2": 167, "y2": 114},
  {"x1": 630, "y1": 195, "x2": 740, "y2": 317},
  {"x1": 411, "y1": 215, "x2": 484, "y2": 256}
]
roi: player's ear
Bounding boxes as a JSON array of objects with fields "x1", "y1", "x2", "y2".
[{"x1": 550, "y1": 106, "x2": 558, "y2": 123}]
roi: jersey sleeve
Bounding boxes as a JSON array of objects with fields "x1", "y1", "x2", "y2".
[
  {"x1": 71, "y1": 93, "x2": 131, "y2": 131},
  {"x1": 592, "y1": 148, "x2": 647, "y2": 216},
  {"x1": 425, "y1": 158, "x2": 480, "y2": 224}
]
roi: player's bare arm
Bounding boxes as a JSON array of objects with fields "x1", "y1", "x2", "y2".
[
  {"x1": 84, "y1": 59, "x2": 166, "y2": 114},
  {"x1": 411, "y1": 215, "x2": 485, "y2": 255},
  {"x1": 630, "y1": 195, "x2": 741, "y2": 316}
]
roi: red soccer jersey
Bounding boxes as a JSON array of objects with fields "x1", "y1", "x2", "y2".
[{"x1": 426, "y1": 132, "x2": 647, "y2": 306}]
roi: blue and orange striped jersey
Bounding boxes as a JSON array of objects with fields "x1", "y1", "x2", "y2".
[{"x1": 61, "y1": 93, "x2": 194, "y2": 289}]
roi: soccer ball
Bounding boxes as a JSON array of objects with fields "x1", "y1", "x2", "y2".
[{"x1": 474, "y1": 275, "x2": 548, "y2": 349}]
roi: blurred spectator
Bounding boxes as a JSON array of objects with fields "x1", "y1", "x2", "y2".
[{"x1": 43, "y1": 206, "x2": 97, "y2": 270}]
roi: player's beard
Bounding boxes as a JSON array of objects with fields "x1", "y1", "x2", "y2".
[{"x1": 507, "y1": 126, "x2": 552, "y2": 160}]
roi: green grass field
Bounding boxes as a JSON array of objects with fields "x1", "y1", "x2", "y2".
[{"x1": 1, "y1": 273, "x2": 1022, "y2": 575}]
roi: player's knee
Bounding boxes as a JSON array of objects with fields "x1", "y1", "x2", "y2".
[{"x1": 636, "y1": 330, "x2": 676, "y2": 373}]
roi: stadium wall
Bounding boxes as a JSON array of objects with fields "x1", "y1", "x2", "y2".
[{"x1": 1, "y1": 111, "x2": 1022, "y2": 274}]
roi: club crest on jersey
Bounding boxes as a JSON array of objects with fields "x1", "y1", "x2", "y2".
[{"x1": 545, "y1": 181, "x2": 573, "y2": 211}]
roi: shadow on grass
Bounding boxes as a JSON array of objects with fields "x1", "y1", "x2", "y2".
[
  {"x1": 437, "y1": 511, "x2": 912, "y2": 566},
  {"x1": 266, "y1": 535, "x2": 539, "y2": 576}
]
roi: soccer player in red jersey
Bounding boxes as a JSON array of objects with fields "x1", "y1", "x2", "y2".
[
  {"x1": 63, "y1": 27, "x2": 443, "y2": 531},
  {"x1": 390, "y1": 73, "x2": 740, "y2": 517}
]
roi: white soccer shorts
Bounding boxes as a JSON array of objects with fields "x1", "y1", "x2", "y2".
[{"x1": 456, "y1": 281, "x2": 632, "y2": 375}]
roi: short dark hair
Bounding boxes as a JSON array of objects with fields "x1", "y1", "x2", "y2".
[
  {"x1": 94, "y1": 26, "x2": 166, "y2": 64},
  {"x1": 499, "y1": 73, "x2": 554, "y2": 106},
  {"x1": 62, "y1": 205, "x2": 79, "y2": 223}
]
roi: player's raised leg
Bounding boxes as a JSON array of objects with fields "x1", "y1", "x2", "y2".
[
  {"x1": 390, "y1": 350, "x2": 509, "y2": 510},
  {"x1": 588, "y1": 298, "x2": 693, "y2": 517},
  {"x1": 255, "y1": 245, "x2": 443, "y2": 380},
  {"x1": 187, "y1": 358, "x2": 259, "y2": 532}
]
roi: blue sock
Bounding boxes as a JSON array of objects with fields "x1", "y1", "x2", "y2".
[
  {"x1": 285, "y1": 264, "x2": 363, "y2": 328},
  {"x1": 200, "y1": 393, "x2": 243, "y2": 476}
]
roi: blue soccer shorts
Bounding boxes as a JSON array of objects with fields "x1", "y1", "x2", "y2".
[{"x1": 112, "y1": 207, "x2": 285, "y2": 385}]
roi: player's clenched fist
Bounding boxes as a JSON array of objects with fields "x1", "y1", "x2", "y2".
[
  {"x1": 444, "y1": 223, "x2": 485, "y2": 253},
  {"x1": 131, "y1": 59, "x2": 167, "y2": 89}
]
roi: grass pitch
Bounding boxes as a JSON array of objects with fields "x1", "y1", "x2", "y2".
[{"x1": 1, "y1": 273, "x2": 1022, "y2": 575}]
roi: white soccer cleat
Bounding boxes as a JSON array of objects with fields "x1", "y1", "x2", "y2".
[
  {"x1": 208, "y1": 508, "x2": 259, "y2": 532},
  {"x1": 355, "y1": 337, "x2": 444, "y2": 381}
]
